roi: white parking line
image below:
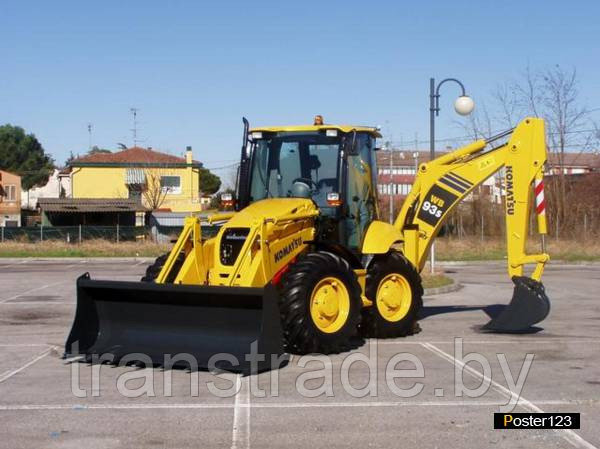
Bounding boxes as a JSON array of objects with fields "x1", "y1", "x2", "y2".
[
  {"x1": 0, "y1": 281, "x2": 67, "y2": 304},
  {"x1": 231, "y1": 375, "x2": 250, "y2": 449},
  {"x1": 0, "y1": 344, "x2": 52, "y2": 347},
  {"x1": 376, "y1": 339, "x2": 600, "y2": 345},
  {"x1": 0, "y1": 260, "x2": 29, "y2": 268},
  {"x1": 0, "y1": 302, "x2": 72, "y2": 305},
  {"x1": 0, "y1": 346, "x2": 56, "y2": 384},
  {"x1": 0, "y1": 399, "x2": 596, "y2": 411},
  {"x1": 421, "y1": 342, "x2": 598, "y2": 449}
]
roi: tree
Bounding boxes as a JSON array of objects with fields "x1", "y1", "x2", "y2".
[
  {"x1": 141, "y1": 169, "x2": 169, "y2": 210},
  {"x1": 64, "y1": 151, "x2": 77, "y2": 167},
  {"x1": 0, "y1": 124, "x2": 54, "y2": 190},
  {"x1": 199, "y1": 167, "x2": 221, "y2": 194},
  {"x1": 455, "y1": 64, "x2": 599, "y2": 238},
  {"x1": 89, "y1": 146, "x2": 112, "y2": 155}
]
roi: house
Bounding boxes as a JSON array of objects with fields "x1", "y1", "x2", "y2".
[
  {"x1": 546, "y1": 152, "x2": 600, "y2": 176},
  {"x1": 21, "y1": 169, "x2": 63, "y2": 210},
  {"x1": 57, "y1": 168, "x2": 72, "y2": 198},
  {"x1": 67, "y1": 146, "x2": 205, "y2": 213},
  {"x1": 0, "y1": 170, "x2": 22, "y2": 227}
]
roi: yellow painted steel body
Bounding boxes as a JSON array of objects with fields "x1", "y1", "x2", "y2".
[
  {"x1": 376, "y1": 273, "x2": 412, "y2": 322},
  {"x1": 395, "y1": 117, "x2": 550, "y2": 281},
  {"x1": 251, "y1": 124, "x2": 381, "y2": 137},
  {"x1": 158, "y1": 198, "x2": 318, "y2": 288},
  {"x1": 309, "y1": 276, "x2": 351, "y2": 333}
]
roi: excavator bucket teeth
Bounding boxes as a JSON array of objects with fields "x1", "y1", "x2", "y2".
[
  {"x1": 483, "y1": 276, "x2": 550, "y2": 332},
  {"x1": 64, "y1": 273, "x2": 286, "y2": 374}
]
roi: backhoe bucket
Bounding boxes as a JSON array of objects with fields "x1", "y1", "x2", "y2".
[
  {"x1": 483, "y1": 276, "x2": 550, "y2": 332},
  {"x1": 64, "y1": 274, "x2": 286, "y2": 374}
]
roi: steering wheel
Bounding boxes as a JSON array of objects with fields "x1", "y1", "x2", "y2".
[{"x1": 291, "y1": 177, "x2": 319, "y2": 191}]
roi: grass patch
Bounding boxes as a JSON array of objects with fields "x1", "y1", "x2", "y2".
[
  {"x1": 1, "y1": 237, "x2": 598, "y2": 262},
  {"x1": 421, "y1": 273, "x2": 454, "y2": 289},
  {"x1": 435, "y1": 237, "x2": 600, "y2": 262},
  {"x1": 0, "y1": 240, "x2": 170, "y2": 258}
]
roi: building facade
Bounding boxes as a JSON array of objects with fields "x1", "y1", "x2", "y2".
[
  {"x1": 21, "y1": 169, "x2": 63, "y2": 210},
  {"x1": 0, "y1": 170, "x2": 22, "y2": 227},
  {"x1": 67, "y1": 146, "x2": 205, "y2": 213}
]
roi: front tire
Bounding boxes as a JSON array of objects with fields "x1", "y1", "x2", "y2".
[
  {"x1": 279, "y1": 252, "x2": 362, "y2": 354},
  {"x1": 141, "y1": 252, "x2": 185, "y2": 283},
  {"x1": 361, "y1": 251, "x2": 423, "y2": 338}
]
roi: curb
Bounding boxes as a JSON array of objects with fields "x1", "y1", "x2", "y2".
[
  {"x1": 437, "y1": 260, "x2": 600, "y2": 266},
  {"x1": 0, "y1": 257, "x2": 156, "y2": 263},
  {"x1": 423, "y1": 281, "x2": 462, "y2": 297}
]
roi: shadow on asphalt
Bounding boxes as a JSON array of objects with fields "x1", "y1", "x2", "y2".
[{"x1": 419, "y1": 304, "x2": 544, "y2": 334}]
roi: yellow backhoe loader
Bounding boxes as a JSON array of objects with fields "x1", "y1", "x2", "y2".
[{"x1": 65, "y1": 116, "x2": 551, "y2": 373}]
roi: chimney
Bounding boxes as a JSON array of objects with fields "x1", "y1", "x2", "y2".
[{"x1": 186, "y1": 146, "x2": 193, "y2": 164}]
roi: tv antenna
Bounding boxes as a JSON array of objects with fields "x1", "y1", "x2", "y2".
[
  {"x1": 87, "y1": 123, "x2": 93, "y2": 151},
  {"x1": 130, "y1": 107, "x2": 142, "y2": 147}
]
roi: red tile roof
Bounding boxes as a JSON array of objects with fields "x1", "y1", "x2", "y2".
[
  {"x1": 547, "y1": 152, "x2": 600, "y2": 168},
  {"x1": 72, "y1": 147, "x2": 186, "y2": 165}
]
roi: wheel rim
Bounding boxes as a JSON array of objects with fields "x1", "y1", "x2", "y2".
[
  {"x1": 376, "y1": 273, "x2": 412, "y2": 322},
  {"x1": 310, "y1": 276, "x2": 350, "y2": 333}
]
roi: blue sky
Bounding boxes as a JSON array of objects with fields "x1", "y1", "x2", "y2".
[{"x1": 2, "y1": 0, "x2": 599, "y2": 181}]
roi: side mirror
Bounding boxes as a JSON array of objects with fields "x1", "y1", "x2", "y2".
[
  {"x1": 344, "y1": 130, "x2": 359, "y2": 156},
  {"x1": 241, "y1": 117, "x2": 250, "y2": 160}
]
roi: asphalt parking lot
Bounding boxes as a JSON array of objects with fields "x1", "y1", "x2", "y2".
[{"x1": 0, "y1": 259, "x2": 598, "y2": 449}]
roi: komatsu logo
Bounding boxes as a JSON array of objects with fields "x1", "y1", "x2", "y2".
[
  {"x1": 274, "y1": 237, "x2": 302, "y2": 263},
  {"x1": 505, "y1": 165, "x2": 515, "y2": 215}
]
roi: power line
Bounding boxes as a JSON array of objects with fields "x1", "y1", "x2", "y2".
[{"x1": 383, "y1": 127, "x2": 599, "y2": 148}]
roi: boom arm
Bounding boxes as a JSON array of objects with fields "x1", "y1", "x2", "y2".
[{"x1": 396, "y1": 118, "x2": 549, "y2": 281}]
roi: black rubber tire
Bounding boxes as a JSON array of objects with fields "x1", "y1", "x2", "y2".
[
  {"x1": 279, "y1": 251, "x2": 362, "y2": 354},
  {"x1": 361, "y1": 251, "x2": 423, "y2": 338},
  {"x1": 141, "y1": 252, "x2": 185, "y2": 283}
]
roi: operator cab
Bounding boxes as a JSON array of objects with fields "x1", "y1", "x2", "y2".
[{"x1": 239, "y1": 116, "x2": 381, "y2": 250}]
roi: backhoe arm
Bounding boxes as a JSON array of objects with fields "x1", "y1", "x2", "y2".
[{"x1": 396, "y1": 118, "x2": 549, "y2": 281}]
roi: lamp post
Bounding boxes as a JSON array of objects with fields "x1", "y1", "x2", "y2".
[{"x1": 429, "y1": 77, "x2": 475, "y2": 274}]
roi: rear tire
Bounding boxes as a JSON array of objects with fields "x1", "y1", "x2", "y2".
[
  {"x1": 361, "y1": 251, "x2": 423, "y2": 338},
  {"x1": 279, "y1": 252, "x2": 362, "y2": 354},
  {"x1": 141, "y1": 252, "x2": 185, "y2": 283}
]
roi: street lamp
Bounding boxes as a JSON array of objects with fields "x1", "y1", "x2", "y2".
[
  {"x1": 412, "y1": 151, "x2": 419, "y2": 175},
  {"x1": 429, "y1": 77, "x2": 475, "y2": 273}
]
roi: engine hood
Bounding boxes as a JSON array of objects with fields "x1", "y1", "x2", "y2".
[{"x1": 224, "y1": 198, "x2": 317, "y2": 227}]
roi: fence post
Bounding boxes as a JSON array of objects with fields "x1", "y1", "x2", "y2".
[
  {"x1": 79, "y1": 225, "x2": 82, "y2": 244},
  {"x1": 584, "y1": 213, "x2": 587, "y2": 239},
  {"x1": 116, "y1": 223, "x2": 120, "y2": 243},
  {"x1": 1, "y1": 226, "x2": 3, "y2": 243},
  {"x1": 481, "y1": 215, "x2": 484, "y2": 242},
  {"x1": 40, "y1": 225, "x2": 43, "y2": 242}
]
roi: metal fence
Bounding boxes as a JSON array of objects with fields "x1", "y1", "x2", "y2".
[{"x1": 0, "y1": 224, "x2": 222, "y2": 243}]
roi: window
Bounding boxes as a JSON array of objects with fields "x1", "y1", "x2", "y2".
[
  {"x1": 2, "y1": 185, "x2": 16, "y2": 202},
  {"x1": 160, "y1": 176, "x2": 181, "y2": 194}
]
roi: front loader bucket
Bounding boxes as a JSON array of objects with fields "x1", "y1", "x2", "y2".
[
  {"x1": 65, "y1": 273, "x2": 286, "y2": 374},
  {"x1": 483, "y1": 276, "x2": 550, "y2": 332}
]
